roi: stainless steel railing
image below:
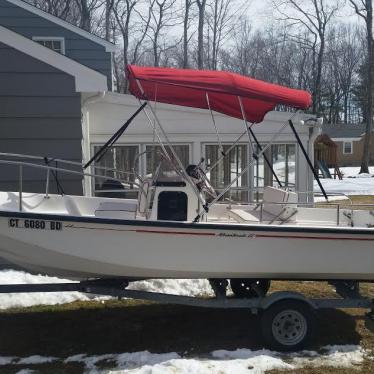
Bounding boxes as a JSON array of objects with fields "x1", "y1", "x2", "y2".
[{"x1": 0, "y1": 152, "x2": 142, "y2": 212}]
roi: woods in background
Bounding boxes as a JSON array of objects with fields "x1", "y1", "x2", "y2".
[{"x1": 29, "y1": 0, "x2": 374, "y2": 172}]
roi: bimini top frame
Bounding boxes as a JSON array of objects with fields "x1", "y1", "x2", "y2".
[{"x1": 124, "y1": 65, "x2": 327, "y2": 220}]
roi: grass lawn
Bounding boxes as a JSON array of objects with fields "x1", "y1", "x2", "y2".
[
  {"x1": 317, "y1": 195, "x2": 374, "y2": 208},
  {"x1": 0, "y1": 196, "x2": 373, "y2": 372}
]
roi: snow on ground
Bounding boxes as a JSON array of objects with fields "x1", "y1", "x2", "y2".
[
  {"x1": 128, "y1": 278, "x2": 213, "y2": 297},
  {"x1": 0, "y1": 345, "x2": 367, "y2": 373},
  {"x1": 0, "y1": 270, "x2": 213, "y2": 309},
  {"x1": 314, "y1": 166, "x2": 374, "y2": 197},
  {"x1": 0, "y1": 270, "x2": 93, "y2": 309}
]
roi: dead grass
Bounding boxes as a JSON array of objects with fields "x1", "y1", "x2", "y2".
[
  {"x1": 0, "y1": 281, "x2": 372, "y2": 373},
  {"x1": 317, "y1": 195, "x2": 374, "y2": 209}
]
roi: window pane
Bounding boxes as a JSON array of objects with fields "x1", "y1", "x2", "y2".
[
  {"x1": 344, "y1": 142, "x2": 352, "y2": 154},
  {"x1": 35, "y1": 39, "x2": 62, "y2": 54},
  {"x1": 145, "y1": 145, "x2": 189, "y2": 175},
  {"x1": 44, "y1": 40, "x2": 53, "y2": 49},
  {"x1": 205, "y1": 144, "x2": 247, "y2": 189},
  {"x1": 52, "y1": 40, "x2": 62, "y2": 53},
  {"x1": 272, "y1": 144, "x2": 296, "y2": 188},
  {"x1": 93, "y1": 145, "x2": 139, "y2": 198},
  {"x1": 205, "y1": 144, "x2": 248, "y2": 202}
]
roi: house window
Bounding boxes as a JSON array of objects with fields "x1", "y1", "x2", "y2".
[
  {"x1": 205, "y1": 144, "x2": 248, "y2": 202},
  {"x1": 32, "y1": 37, "x2": 65, "y2": 54},
  {"x1": 343, "y1": 141, "x2": 353, "y2": 154},
  {"x1": 92, "y1": 145, "x2": 139, "y2": 198},
  {"x1": 145, "y1": 145, "x2": 190, "y2": 175},
  {"x1": 253, "y1": 143, "x2": 296, "y2": 201}
]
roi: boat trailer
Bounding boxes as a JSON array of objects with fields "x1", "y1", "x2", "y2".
[{"x1": 0, "y1": 279, "x2": 372, "y2": 352}]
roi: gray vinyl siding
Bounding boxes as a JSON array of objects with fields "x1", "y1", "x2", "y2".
[
  {"x1": 0, "y1": 0, "x2": 112, "y2": 90},
  {"x1": 0, "y1": 41, "x2": 83, "y2": 195}
]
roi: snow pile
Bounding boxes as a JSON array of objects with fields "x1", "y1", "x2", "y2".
[
  {"x1": 0, "y1": 270, "x2": 213, "y2": 309},
  {"x1": 17, "y1": 355, "x2": 57, "y2": 365},
  {"x1": 0, "y1": 270, "x2": 92, "y2": 309},
  {"x1": 128, "y1": 278, "x2": 213, "y2": 297},
  {"x1": 290, "y1": 345, "x2": 366, "y2": 369},
  {"x1": 339, "y1": 167, "x2": 374, "y2": 178},
  {"x1": 0, "y1": 346, "x2": 366, "y2": 373},
  {"x1": 95, "y1": 346, "x2": 367, "y2": 373}
]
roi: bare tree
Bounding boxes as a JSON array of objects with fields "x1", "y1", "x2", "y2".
[
  {"x1": 105, "y1": 0, "x2": 115, "y2": 40},
  {"x1": 183, "y1": 0, "x2": 194, "y2": 68},
  {"x1": 146, "y1": 0, "x2": 179, "y2": 67},
  {"x1": 349, "y1": 0, "x2": 373, "y2": 173},
  {"x1": 274, "y1": 0, "x2": 340, "y2": 114},
  {"x1": 206, "y1": 0, "x2": 241, "y2": 70},
  {"x1": 30, "y1": 0, "x2": 80, "y2": 22},
  {"x1": 75, "y1": 0, "x2": 104, "y2": 31},
  {"x1": 196, "y1": 0, "x2": 207, "y2": 69},
  {"x1": 113, "y1": 0, "x2": 140, "y2": 91}
]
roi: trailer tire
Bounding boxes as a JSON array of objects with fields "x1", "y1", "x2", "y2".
[{"x1": 260, "y1": 299, "x2": 316, "y2": 352}]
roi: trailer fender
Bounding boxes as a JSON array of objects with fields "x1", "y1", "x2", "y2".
[{"x1": 259, "y1": 291, "x2": 318, "y2": 311}]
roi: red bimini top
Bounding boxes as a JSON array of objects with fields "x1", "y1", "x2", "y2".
[{"x1": 127, "y1": 65, "x2": 312, "y2": 123}]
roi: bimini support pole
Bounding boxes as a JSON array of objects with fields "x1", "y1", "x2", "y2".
[
  {"x1": 248, "y1": 128, "x2": 283, "y2": 188},
  {"x1": 193, "y1": 120, "x2": 290, "y2": 222},
  {"x1": 83, "y1": 102, "x2": 147, "y2": 169},
  {"x1": 238, "y1": 96, "x2": 283, "y2": 188},
  {"x1": 135, "y1": 80, "x2": 208, "y2": 210},
  {"x1": 288, "y1": 119, "x2": 328, "y2": 202},
  {"x1": 206, "y1": 93, "x2": 225, "y2": 156}
]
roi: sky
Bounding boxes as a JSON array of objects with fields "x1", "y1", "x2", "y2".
[{"x1": 248, "y1": 0, "x2": 362, "y2": 30}]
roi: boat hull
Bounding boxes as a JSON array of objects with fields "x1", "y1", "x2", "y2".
[{"x1": 0, "y1": 211, "x2": 374, "y2": 280}]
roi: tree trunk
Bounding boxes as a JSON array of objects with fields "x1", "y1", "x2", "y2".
[
  {"x1": 360, "y1": 0, "x2": 373, "y2": 173},
  {"x1": 183, "y1": 0, "x2": 190, "y2": 68},
  {"x1": 105, "y1": 0, "x2": 114, "y2": 41},
  {"x1": 77, "y1": 0, "x2": 91, "y2": 32},
  {"x1": 314, "y1": 34, "x2": 324, "y2": 115},
  {"x1": 196, "y1": 0, "x2": 206, "y2": 69}
]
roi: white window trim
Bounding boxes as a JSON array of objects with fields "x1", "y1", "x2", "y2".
[
  {"x1": 32, "y1": 36, "x2": 66, "y2": 55},
  {"x1": 343, "y1": 141, "x2": 353, "y2": 154}
]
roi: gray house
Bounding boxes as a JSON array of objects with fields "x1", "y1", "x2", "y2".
[{"x1": 0, "y1": 0, "x2": 115, "y2": 194}]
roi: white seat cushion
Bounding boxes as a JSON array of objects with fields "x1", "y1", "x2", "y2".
[{"x1": 263, "y1": 186, "x2": 297, "y2": 219}]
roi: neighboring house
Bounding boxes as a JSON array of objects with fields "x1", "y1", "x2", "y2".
[
  {"x1": 322, "y1": 123, "x2": 374, "y2": 166},
  {"x1": 0, "y1": 0, "x2": 114, "y2": 88},
  {"x1": 0, "y1": 0, "x2": 115, "y2": 194}
]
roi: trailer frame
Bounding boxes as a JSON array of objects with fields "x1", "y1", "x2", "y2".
[{"x1": 0, "y1": 279, "x2": 372, "y2": 351}]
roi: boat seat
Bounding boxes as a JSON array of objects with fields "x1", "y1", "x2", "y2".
[
  {"x1": 95, "y1": 201, "x2": 138, "y2": 219},
  {"x1": 228, "y1": 186, "x2": 298, "y2": 224},
  {"x1": 229, "y1": 209, "x2": 275, "y2": 223}
]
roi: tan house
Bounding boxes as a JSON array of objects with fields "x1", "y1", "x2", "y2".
[{"x1": 322, "y1": 123, "x2": 374, "y2": 166}]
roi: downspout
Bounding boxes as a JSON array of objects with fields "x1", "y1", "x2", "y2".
[{"x1": 81, "y1": 91, "x2": 106, "y2": 196}]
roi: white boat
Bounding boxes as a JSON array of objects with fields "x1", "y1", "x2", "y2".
[{"x1": 0, "y1": 65, "x2": 373, "y2": 290}]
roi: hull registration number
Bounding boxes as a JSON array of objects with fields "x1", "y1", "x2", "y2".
[{"x1": 8, "y1": 218, "x2": 62, "y2": 231}]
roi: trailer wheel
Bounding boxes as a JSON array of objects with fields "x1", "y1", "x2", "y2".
[
  {"x1": 260, "y1": 300, "x2": 316, "y2": 351},
  {"x1": 230, "y1": 279, "x2": 271, "y2": 298}
]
